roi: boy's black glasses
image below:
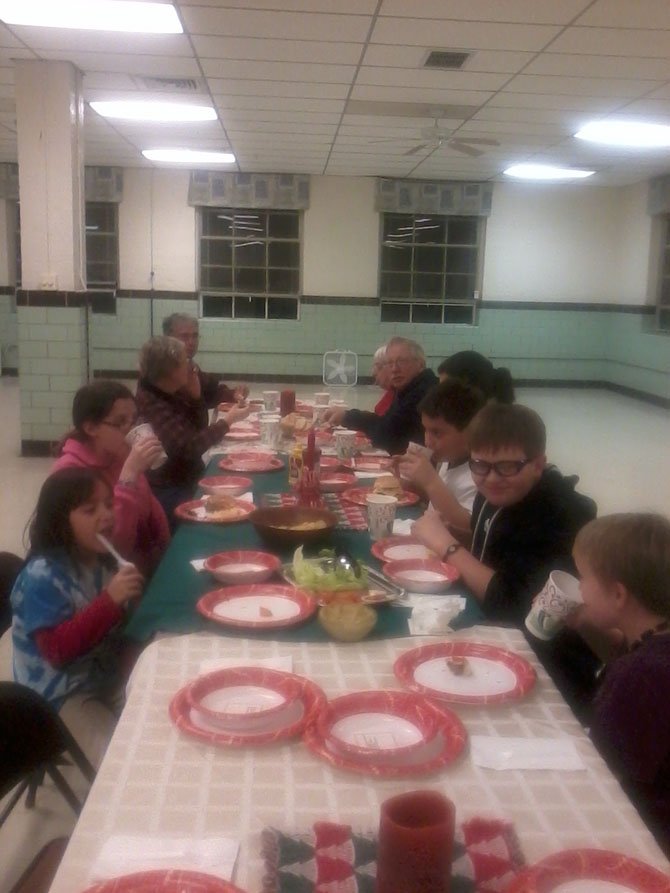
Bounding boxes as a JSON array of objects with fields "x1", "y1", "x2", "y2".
[{"x1": 469, "y1": 458, "x2": 530, "y2": 478}]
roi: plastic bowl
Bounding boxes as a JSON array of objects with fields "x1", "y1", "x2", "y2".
[
  {"x1": 250, "y1": 506, "x2": 337, "y2": 548},
  {"x1": 318, "y1": 602, "x2": 377, "y2": 642},
  {"x1": 203, "y1": 550, "x2": 281, "y2": 585},
  {"x1": 199, "y1": 475, "x2": 253, "y2": 497}
]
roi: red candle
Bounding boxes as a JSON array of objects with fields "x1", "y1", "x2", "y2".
[
  {"x1": 376, "y1": 790, "x2": 455, "y2": 893},
  {"x1": 280, "y1": 389, "x2": 295, "y2": 417}
]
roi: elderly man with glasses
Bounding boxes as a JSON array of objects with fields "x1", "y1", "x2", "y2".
[
  {"x1": 323, "y1": 337, "x2": 438, "y2": 454},
  {"x1": 162, "y1": 313, "x2": 248, "y2": 408}
]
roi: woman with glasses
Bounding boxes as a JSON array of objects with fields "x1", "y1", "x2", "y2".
[
  {"x1": 53, "y1": 380, "x2": 170, "y2": 577},
  {"x1": 412, "y1": 402, "x2": 600, "y2": 717}
]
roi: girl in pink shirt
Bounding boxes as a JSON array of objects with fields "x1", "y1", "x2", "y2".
[{"x1": 53, "y1": 381, "x2": 170, "y2": 577}]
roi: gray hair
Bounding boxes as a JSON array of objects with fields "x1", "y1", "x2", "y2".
[
  {"x1": 162, "y1": 313, "x2": 198, "y2": 336},
  {"x1": 139, "y1": 336, "x2": 186, "y2": 383},
  {"x1": 372, "y1": 344, "x2": 388, "y2": 365},
  {"x1": 386, "y1": 336, "x2": 425, "y2": 363}
]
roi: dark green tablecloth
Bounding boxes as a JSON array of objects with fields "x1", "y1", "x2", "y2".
[{"x1": 124, "y1": 456, "x2": 483, "y2": 642}]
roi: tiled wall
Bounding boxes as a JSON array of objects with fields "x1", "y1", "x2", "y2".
[
  {"x1": 3, "y1": 296, "x2": 666, "y2": 406},
  {"x1": 82, "y1": 296, "x2": 669, "y2": 403},
  {"x1": 17, "y1": 305, "x2": 87, "y2": 442}
]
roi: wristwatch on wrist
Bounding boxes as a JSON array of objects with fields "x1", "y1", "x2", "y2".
[{"x1": 443, "y1": 543, "x2": 462, "y2": 559}]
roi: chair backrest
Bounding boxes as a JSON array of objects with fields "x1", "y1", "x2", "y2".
[
  {"x1": 0, "y1": 682, "x2": 93, "y2": 798},
  {"x1": 0, "y1": 551, "x2": 23, "y2": 635}
]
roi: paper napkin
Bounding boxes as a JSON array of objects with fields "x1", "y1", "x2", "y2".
[
  {"x1": 392, "y1": 518, "x2": 414, "y2": 536},
  {"x1": 90, "y1": 835, "x2": 239, "y2": 882},
  {"x1": 407, "y1": 596, "x2": 466, "y2": 635},
  {"x1": 470, "y1": 736, "x2": 586, "y2": 771}
]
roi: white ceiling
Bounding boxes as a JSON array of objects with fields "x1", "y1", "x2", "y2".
[{"x1": 2, "y1": 0, "x2": 670, "y2": 185}]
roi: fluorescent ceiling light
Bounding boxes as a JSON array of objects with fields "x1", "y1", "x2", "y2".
[
  {"x1": 142, "y1": 148, "x2": 235, "y2": 164},
  {"x1": 0, "y1": 1, "x2": 182, "y2": 33},
  {"x1": 504, "y1": 163, "x2": 595, "y2": 181},
  {"x1": 575, "y1": 120, "x2": 670, "y2": 148},
  {"x1": 90, "y1": 101, "x2": 216, "y2": 122}
]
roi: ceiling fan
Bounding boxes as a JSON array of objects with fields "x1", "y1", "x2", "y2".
[{"x1": 371, "y1": 114, "x2": 499, "y2": 157}]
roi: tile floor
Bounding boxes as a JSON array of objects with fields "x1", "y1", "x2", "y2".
[{"x1": 0, "y1": 374, "x2": 668, "y2": 891}]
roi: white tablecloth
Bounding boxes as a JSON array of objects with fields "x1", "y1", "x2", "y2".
[{"x1": 48, "y1": 626, "x2": 669, "y2": 892}]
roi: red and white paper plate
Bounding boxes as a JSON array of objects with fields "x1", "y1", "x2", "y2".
[
  {"x1": 203, "y1": 550, "x2": 281, "y2": 585},
  {"x1": 197, "y1": 584, "x2": 317, "y2": 630},
  {"x1": 342, "y1": 486, "x2": 420, "y2": 507},
  {"x1": 184, "y1": 666, "x2": 303, "y2": 732},
  {"x1": 371, "y1": 536, "x2": 437, "y2": 563},
  {"x1": 341, "y1": 457, "x2": 393, "y2": 472},
  {"x1": 304, "y1": 689, "x2": 466, "y2": 777},
  {"x1": 174, "y1": 497, "x2": 254, "y2": 525},
  {"x1": 169, "y1": 668, "x2": 326, "y2": 747},
  {"x1": 506, "y1": 849, "x2": 670, "y2": 892},
  {"x1": 82, "y1": 870, "x2": 247, "y2": 892},
  {"x1": 382, "y1": 559, "x2": 460, "y2": 593},
  {"x1": 394, "y1": 641, "x2": 537, "y2": 706},
  {"x1": 219, "y1": 452, "x2": 284, "y2": 473},
  {"x1": 199, "y1": 475, "x2": 252, "y2": 497},
  {"x1": 224, "y1": 428, "x2": 260, "y2": 442},
  {"x1": 319, "y1": 472, "x2": 357, "y2": 493}
]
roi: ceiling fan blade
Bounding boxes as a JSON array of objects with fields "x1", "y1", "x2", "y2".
[
  {"x1": 447, "y1": 140, "x2": 484, "y2": 157},
  {"x1": 404, "y1": 142, "x2": 429, "y2": 156},
  {"x1": 456, "y1": 137, "x2": 500, "y2": 147}
]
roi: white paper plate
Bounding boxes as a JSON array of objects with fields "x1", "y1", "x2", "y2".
[
  {"x1": 213, "y1": 594, "x2": 301, "y2": 623},
  {"x1": 413, "y1": 655, "x2": 519, "y2": 698}
]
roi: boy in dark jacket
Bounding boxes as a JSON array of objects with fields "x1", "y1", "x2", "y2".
[{"x1": 412, "y1": 402, "x2": 599, "y2": 715}]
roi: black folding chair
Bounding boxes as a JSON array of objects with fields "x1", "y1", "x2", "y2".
[
  {"x1": 0, "y1": 682, "x2": 96, "y2": 827},
  {"x1": 0, "y1": 551, "x2": 23, "y2": 635}
]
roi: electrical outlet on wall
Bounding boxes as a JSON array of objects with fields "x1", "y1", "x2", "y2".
[{"x1": 40, "y1": 273, "x2": 58, "y2": 290}]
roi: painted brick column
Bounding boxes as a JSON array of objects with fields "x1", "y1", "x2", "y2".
[{"x1": 15, "y1": 60, "x2": 88, "y2": 456}]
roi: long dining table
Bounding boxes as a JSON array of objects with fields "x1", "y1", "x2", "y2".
[
  {"x1": 124, "y1": 446, "x2": 483, "y2": 644},
  {"x1": 47, "y1": 627, "x2": 669, "y2": 893}
]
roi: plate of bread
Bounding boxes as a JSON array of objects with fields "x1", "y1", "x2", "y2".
[
  {"x1": 174, "y1": 495, "x2": 255, "y2": 524},
  {"x1": 341, "y1": 475, "x2": 420, "y2": 507}
]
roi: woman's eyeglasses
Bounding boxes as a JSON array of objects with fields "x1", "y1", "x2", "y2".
[{"x1": 469, "y1": 458, "x2": 529, "y2": 478}]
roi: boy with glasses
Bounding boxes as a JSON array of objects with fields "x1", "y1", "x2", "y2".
[{"x1": 412, "y1": 402, "x2": 599, "y2": 714}]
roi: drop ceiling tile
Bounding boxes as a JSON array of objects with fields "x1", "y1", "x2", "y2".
[
  {"x1": 642, "y1": 83, "x2": 670, "y2": 100},
  {"x1": 524, "y1": 53, "x2": 670, "y2": 80},
  {"x1": 487, "y1": 91, "x2": 623, "y2": 112},
  {"x1": 362, "y1": 44, "x2": 534, "y2": 73},
  {"x1": 209, "y1": 78, "x2": 348, "y2": 99},
  {"x1": 37, "y1": 51, "x2": 200, "y2": 78},
  {"x1": 371, "y1": 18, "x2": 561, "y2": 51},
  {"x1": 214, "y1": 95, "x2": 345, "y2": 113},
  {"x1": 179, "y1": 0, "x2": 376, "y2": 10},
  {"x1": 473, "y1": 106, "x2": 588, "y2": 126},
  {"x1": 227, "y1": 122, "x2": 337, "y2": 135},
  {"x1": 222, "y1": 109, "x2": 341, "y2": 124},
  {"x1": 505, "y1": 74, "x2": 656, "y2": 97},
  {"x1": 192, "y1": 35, "x2": 363, "y2": 65},
  {"x1": 9, "y1": 28, "x2": 193, "y2": 56},
  {"x1": 350, "y1": 85, "x2": 493, "y2": 105},
  {"x1": 181, "y1": 8, "x2": 372, "y2": 42},
  {"x1": 379, "y1": 0, "x2": 589, "y2": 23},
  {"x1": 457, "y1": 118, "x2": 568, "y2": 135},
  {"x1": 201, "y1": 59, "x2": 355, "y2": 84},
  {"x1": 550, "y1": 27, "x2": 670, "y2": 58},
  {"x1": 356, "y1": 67, "x2": 508, "y2": 91},
  {"x1": 575, "y1": 0, "x2": 670, "y2": 29},
  {"x1": 617, "y1": 99, "x2": 670, "y2": 116}
]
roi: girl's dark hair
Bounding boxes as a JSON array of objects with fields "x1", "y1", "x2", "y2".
[
  {"x1": 437, "y1": 351, "x2": 515, "y2": 404},
  {"x1": 27, "y1": 468, "x2": 111, "y2": 560},
  {"x1": 58, "y1": 380, "x2": 134, "y2": 451}
]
